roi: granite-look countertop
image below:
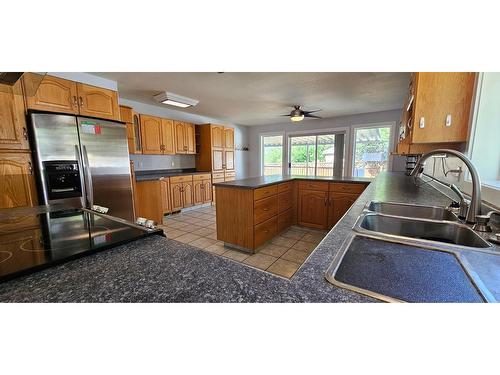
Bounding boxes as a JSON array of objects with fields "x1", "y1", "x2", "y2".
[
  {"x1": 135, "y1": 169, "x2": 212, "y2": 182},
  {"x1": 212, "y1": 174, "x2": 372, "y2": 189},
  {"x1": 1, "y1": 172, "x2": 498, "y2": 302}
]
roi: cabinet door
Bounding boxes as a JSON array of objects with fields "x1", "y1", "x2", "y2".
[
  {"x1": 119, "y1": 105, "x2": 133, "y2": 123},
  {"x1": 224, "y1": 150, "x2": 235, "y2": 171},
  {"x1": 125, "y1": 123, "x2": 135, "y2": 153},
  {"x1": 412, "y1": 72, "x2": 475, "y2": 143},
  {"x1": 193, "y1": 180, "x2": 204, "y2": 205},
  {"x1": 170, "y1": 182, "x2": 183, "y2": 211},
  {"x1": 0, "y1": 81, "x2": 29, "y2": 150},
  {"x1": 160, "y1": 179, "x2": 171, "y2": 214},
  {"x1": 328, "y1": 192, "x2": 358, "y2": 228},
  {"x1": 26, "y1": 75, "x2": 79, "y2": 114},
  {"x1": 161, "y1": 118, "x2": 175, "y2": 155},
  {"x1": 0, "y1": 229, "x2": 45, "y2": 277},
  {"x1": 76, "y1": 83, "x2": 120, "y2": 121},
  {"x1": 174, "y1": 121, "x2": 186, "y2": 153},
  {"x1": 0, "y1": 153, "x2": 38, "y2": 209},
  {"x1": 203, "y1": 180, "x2": 212, "y2": 203},
  {"x1": 212, "y1": 149, "x2": 224, "y2": 171},
  {"x1": 182, "y1": 182, "x2": 193, "y2": 207},
  {"x1": 132, "y1": 112, "x2": 142, "y2": 153},
  {"x1": 224, "y1": 127, "x2": 234, "y2": 149},
  {"x1": 298, "y1": 189, "x2": 328, "y2": 229},
  {"x1": 185, "y1": 123, "x2": 196, "y2": 154},
  {"x1": 140, "y1": 115, "x2": 162, "y2": 154},
  {"x1": 211, "y1": 125, "x2": 224, "y2": 148}
]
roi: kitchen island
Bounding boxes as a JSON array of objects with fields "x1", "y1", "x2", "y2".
[{"x1": 0, "y1": 172, "x2": 498, "y2": 302}]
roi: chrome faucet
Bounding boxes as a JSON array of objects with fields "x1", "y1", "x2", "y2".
[{"x1": 410, "y1": 149, "x2": 482, "y2": 224}]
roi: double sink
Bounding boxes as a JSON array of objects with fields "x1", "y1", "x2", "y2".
[{"x1": 325, "y1": 201, "x2": 496, "y2": 302}]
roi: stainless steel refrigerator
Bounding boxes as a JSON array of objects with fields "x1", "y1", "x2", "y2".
[{"x1": 29, "y1": 112, "x2": 134, "y2": 221}]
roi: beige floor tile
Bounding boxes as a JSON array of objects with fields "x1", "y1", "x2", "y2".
[
  {"x1": 292, "y1": 240, "x2": 317, "y2": 253},
  {"x1": 258, "y1": 243, "x2": 289, "y2": 258},
  {"x1": 281, "y1": 248, "x2": 309, "y2": 263},
  {"x1": 301, "y1": 232, "x2": 326, "y2": 244},
  {"x1": 281, "y1": 228, "x2": 306, "y2": 240},
  {"x1": 270, "y1": 236, "x2": 297, "y2": 248},
  {"x1": 204, "y1": 242, "x2": 227, "y2": 255},
  {"x1": 222, "y1": 249, "x2": 250, "y2": 262},
  {"x1": 192, "y1": 227, "x2": 214, "y2": 237},
  {"x1": 206, "y1": 232, "x2": 218, "y2": 240},
  {"x1": 267, "y1": 259, "x2": 301, "y2": 278},
  {"x1": 174, "y1": 233, "x2": 201, "y2": 244},
  {"x1": 164, "y1": 221, "x2": 189, "y2": 230},
  {"x1": 243, "y1": 253, "x2": 278, "y2": 270},
  {"x1": 190, "y1": 237, "x2": 218, "y2": 249},
  {"x1": 163, "y1": 228, "x2": 187, "y2": 239},
  {"x1": 190, "y1": 218, "x2": 211, "y2": 226},
  {"x1": 205, "y1": 223, "x2": 216, "y2": 230}
]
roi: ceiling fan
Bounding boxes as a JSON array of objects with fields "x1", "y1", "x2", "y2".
[{"x1": 281, "y1": 105, "x2": 322, "y2": 122}]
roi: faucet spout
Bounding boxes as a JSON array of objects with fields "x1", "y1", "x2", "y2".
[{"x1": 410, "y1": 149, "x2": 482, "y2": 223}]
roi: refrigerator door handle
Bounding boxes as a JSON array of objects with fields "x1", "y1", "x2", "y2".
[
  {"x1": 75, "y1": 144, "x2": 87, "y2": 205},
  {"x1": 82, "y1": 145, "x2": 94, "y2": 208}
]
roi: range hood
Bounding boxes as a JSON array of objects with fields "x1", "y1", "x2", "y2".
[{"x1": 0, "y1": 72, "x2": 46, "y2": 96}]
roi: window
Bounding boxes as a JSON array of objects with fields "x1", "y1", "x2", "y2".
[
  {"x1": 288, "y1": 133, "x2": 344, "y2": 177},
  {"x1": 261, "y1": 135, "x2": 283, "y2": 176},
  {"x1": 352, "y1": 125, "x2": 392, "y2": 178}
]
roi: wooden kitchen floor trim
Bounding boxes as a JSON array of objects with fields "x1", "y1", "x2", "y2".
[{"x1": 159, "y1": 205, "x2": 327, "y2": 279}]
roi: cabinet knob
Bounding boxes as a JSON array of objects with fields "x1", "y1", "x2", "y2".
[
  {"x1": 79, "y1": 97, "x2": 84, "y2": 107},
  {"x1": 419, "y1": 117, "x2": 425, "y2": 129},
  {"x1": 73, "y1": 96, "x2": 78, "y2": 107},
  {"x1": 22, "y1": 127, "x2": 28, "y2": 140},
  {"x1": 28, "y1": 161, "x2": 33, "y2": 174}
]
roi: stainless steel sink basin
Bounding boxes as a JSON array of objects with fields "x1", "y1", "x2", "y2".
[
  {"x1": 356, "y1": 213, "x2": 490, "y2": 248},
  {"x1": 366, "y1": 201, "x2": 458, "y2": 221}
]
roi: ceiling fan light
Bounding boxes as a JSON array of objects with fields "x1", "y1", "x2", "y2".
[{"x1": 290, "y1": 115, "x2": 304, "y2": 122}]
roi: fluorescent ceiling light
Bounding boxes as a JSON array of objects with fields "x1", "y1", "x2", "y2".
[{"x1": 153, "y1": 91, "x2": 199, "y2": 108}]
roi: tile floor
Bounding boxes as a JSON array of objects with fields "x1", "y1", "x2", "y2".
[{"x1": 158, "y1": 205, "x2": 327, "y2": 279}]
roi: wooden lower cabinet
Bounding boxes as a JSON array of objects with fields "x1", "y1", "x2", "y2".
[
  {"x1": 202, "y1": 179, "x2": 212, "y2": 203},
  {"x1": 136, "y1": 180, "x2": 163, "y2": 223},
  {"x1": 0, "y1": 228, "x2": 45, "y2": 276},
  {"x1": 0, "y1": 152, "x2": 38, "y2": 209},
  {"x1": 278, "y1": 208, "x2": 293, "y2": 233},
  {"x1": 193, "y1": 180, "x2": 204, "y2": 205},
  {"x1": 170, "y1": 182, "x2": 184, "y2": 211},
  {"x1": 298, "y1": 189, "x2": 329, "y2": 229},
  {"x1": 254, "y1": 216, "x2": 277, "y2": 248},
  {"x1": 182, "y1": 181, "x2": 193, "y2": 207},
  {"x1": 328, "y1": 192, "x2": 358, "y2": 228},
  {"x1": 160, "y1": 178, "x2": 171, "y2": 214}
]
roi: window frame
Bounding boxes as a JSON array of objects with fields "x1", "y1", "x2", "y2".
[{"x1": 259, "y1": 132, "x2": 286, "y2": 176}]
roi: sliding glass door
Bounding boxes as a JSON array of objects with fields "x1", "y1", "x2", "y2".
[{"x1": 261, "y1": 135, "x2": 284, "y2": 175}]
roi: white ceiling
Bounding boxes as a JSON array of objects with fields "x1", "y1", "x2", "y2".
[{"x1": 93, "y1": 72, "x2": 410, "y2": 126}]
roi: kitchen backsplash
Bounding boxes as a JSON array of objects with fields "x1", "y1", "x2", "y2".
[{"x1": 130, "y1": 154, "x2": 196, "y2": 171}]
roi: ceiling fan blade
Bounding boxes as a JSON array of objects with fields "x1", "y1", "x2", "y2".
[
  {"x1": 303, "y1": 109, "x2": 322, "y2": 114},
  {"x1": 280, "y1": 114, "x2": 292, "y2": 117},
  {"x1": 304, "y1": 114, "x2": 322, "y2": 119}
]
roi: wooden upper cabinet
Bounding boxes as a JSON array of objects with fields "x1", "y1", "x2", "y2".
[
  {"x1": 211, "y1": 125, "x2": 224, "y2": 148},
  {"x1": 119, "y1": 105, "x2": 133, "y2": 123},
  {"x1": 140, "y1": 115, "x2": 163, "y2": 154},
  {"x1": 26, "y1": 75, "x2": 79, "y2": 115},
  {"x1": 0, "y1": 82, "x2": 29, "y2": 151},
  {"x1": 161, "y1": 119, "x2": 175, "y2": 154},
  {"x1": 174, "y1": 121, "x2": 186, "y2": 153},
  {"x1": 212, "y1": 149, "x2": 224, "y2": 171},
  {"x1": 224, "y1": 127, "x2": 234, "y2": 149},
  {"x1": 185, "y1": 123, "x2": 196, "y2": 154},
  {"x1": 224, "y1": 150, "x2": 235, "y2": 171},
  {"x1": 0, "y1": 153, "x2": 38, "y2": 209},
  {"x1": 298, "y1": 189, "x2": 328, "y2": 229},
  {"x1": 76, "y1": 83, "x2": 120, "y2": 121}
]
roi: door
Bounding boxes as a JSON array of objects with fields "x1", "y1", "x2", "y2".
[
  {"x1": 161, "y1": 118, "x2": 175, "y2": 154},
  {"x1": 211, "y1": 125, "x2": 224, "y2": 148},
  {"x1": 212, "y1": 149, "x2": 224, "y2": 171},
  {"x1": 328, "y1": 192, "x2": 358, "y2": 228},
  {"x1": 298, "y1": 189, "x2": 328, "y2": 229},
  {"x1": 0, "y1": 153, "x2": 38, "y2": 209},
  {"x1": 182, "y1": 181, "x2": 193, "y2": 207},
  {"x1": 193, "y1": 180, "x2": 204, "y2": 205},
  {"x1": 224, "y1": 150, "x2": 235, "y2": 171},
  {"x1": 185, "y1": 123, "x2": 196, "y2": 154},
  {"x1": 203, "y1": 180, "x2": 212, "y2": 203},
  {"x1": 78, "y1": 117, "x2": 134, "y2": 221},
  {"x1": 76, "y1": 83, "x2": 120, "y2": 121},
  {"x1": 174, "y1": 121, "x2": 186, "y2": 153},
  {"x1": 224, "y1": 127, "x2": 234, "y2": 149},
  {"x1": 160, "y1": 178, "x2": 171, "y2": 213},
  {"x1": 140, "y1": 115, "x2": 162, "y2": 154},
  {"x1": 170, "y1": 182, "x2": 183, "y2": 211},
  {"x1": 0, "y1": 81, "x2": 29, "y2": 150},
  {"x1": 26, "y1": 75, "x2": 79, "y2": 115}
]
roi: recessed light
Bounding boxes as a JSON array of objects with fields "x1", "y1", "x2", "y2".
[{"x1": 153, "y1": 91, "x2": 199, "y2": 108}]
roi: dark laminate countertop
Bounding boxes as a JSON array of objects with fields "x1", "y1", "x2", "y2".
[
  {"x1": 135, "y1": 169, "x2": 212, "y2": 182},
  {"x1": 1, "y1": 172, "x2": 498, "y2": 302},
  {"x1": 212, "y1": 174, "x2": 372, "y2": 189}
]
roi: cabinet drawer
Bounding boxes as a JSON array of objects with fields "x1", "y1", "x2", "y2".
[
  {"x1": 298, "y1": 180, "x2": 329, "y2": 191},
  {"x1": 224, "y1": 171, "x2": 236, "y2": 178},
  {"x1": 254, "y1": 196, "x2": 278, "y2": 225},
  {"x1": 212, "y1": 172, "x2": 225, "y2": 180},
  {"x1": 254, "y1": 185, "x2": 278, "y2": 201},
  {"x1": 254, "y1": 216, "x2": 277, "y2": 248},
  {"x1": 278, "y1": 208, "x2": 293, "y2": 233},
  {"x1": 212, "y1": 178, "x2": 225, "y2": 184},
  {"x1": 193, "y1": 173, "x2": 211, "y2": 181},
  {"x1": 277, "y1": 181, "x2": 292, "y2": 193},
  {"x1": 170, "y1": 175, "x2": 193, "y2": 184},
  {"x1": 329, "y1": 182, "x2": 366, "y2": 194},
  {"x1": 278, "y1": 190, "x2": 293, "y2": 213}
]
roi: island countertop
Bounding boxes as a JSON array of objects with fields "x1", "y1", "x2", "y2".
[
  {"x1": 1, "y1": 172, "x2": 498, "y2": 302},
  {"x1": 212, "y1": 174, "x2": 372, "y2": 189}
]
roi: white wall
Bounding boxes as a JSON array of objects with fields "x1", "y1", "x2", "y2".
[{"x1": 246, "y1": 109, "x2": 404, "y2": 177}]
